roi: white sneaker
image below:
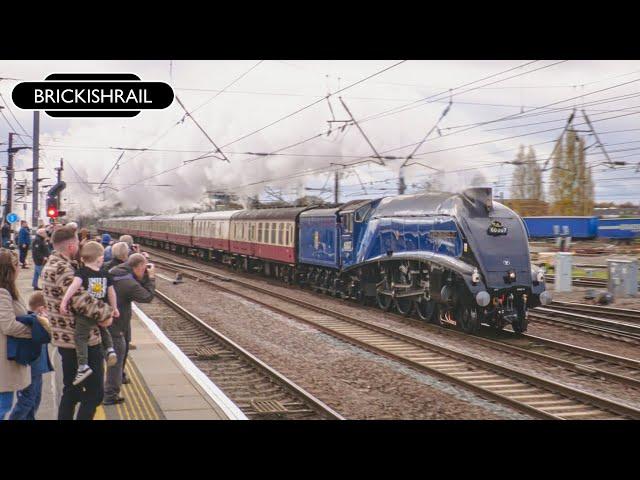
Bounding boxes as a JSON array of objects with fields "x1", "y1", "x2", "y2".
[
  {"x1": 106, "y1": 349, "x2": 118, "y2": 367},
  {"x1": 72, "y1": 365, "x2": 93, "y2": 386}
]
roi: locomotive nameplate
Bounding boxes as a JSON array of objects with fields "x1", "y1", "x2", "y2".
[{"x1": 487, "y1": 220, "x2": 508, "y2": 236}]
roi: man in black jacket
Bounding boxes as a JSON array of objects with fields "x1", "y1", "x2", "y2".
[
  {"x1": 104, "y1": 253, "x2": 155, "y2": 405},
  {"x1": 31, "y1": 228, "x2": 50, "y2": 290},
  {"x1": 1, "y1": 222, "x2": 11, "y2": 248}
]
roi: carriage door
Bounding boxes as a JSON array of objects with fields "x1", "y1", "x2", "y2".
[{"x1": 340, "y1": 212, "x2": 354, "y2": 265}]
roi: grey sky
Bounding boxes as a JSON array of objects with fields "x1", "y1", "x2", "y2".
[{"x1": 0, "y1": 60, "x2": 638, "y2": 219}]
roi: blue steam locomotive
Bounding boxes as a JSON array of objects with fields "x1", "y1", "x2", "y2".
[
  {"x1": 297, "y1": 187, "x2": 550, "y2": 333},
  {"x1": 100, "y1": 187, "x2": 551, "y2": 334}
]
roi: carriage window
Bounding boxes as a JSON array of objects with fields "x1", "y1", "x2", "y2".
[
  {"x1": 285, "y1": 224, "x2": 290, "y2": 246},
  {"x1": 258, "y1": 222, "x2": 263, "y2": 243},
  {"x1": 249, "y1": 223, "x2": 255, "y2": 241},
  {"x1": 277, "y1": 223, "x2": 283, "y2": 245},
  {"x1": 270, "y1": 223, "x2": 277, "y2": 244}
]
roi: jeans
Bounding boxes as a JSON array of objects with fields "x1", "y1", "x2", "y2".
[
  {"x1": 0, "y1": 392, "x2": 14, "y2": 420},
  {"x1": 58, "y1": 345, "x2": 104, "y2": 420},
  {"x1": 104, "y1": 332, "x2": 127, "y2": 402},
  {"x1": 32, "y1": 264, "x2": 43, "y2": 289},
  {"x1": 8, "y1": 375, "x2": 43, "y2": 420}
]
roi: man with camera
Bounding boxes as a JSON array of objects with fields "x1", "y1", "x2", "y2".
[{"x1": 104, "y1": 253, "x2": 155, "y2": 405}]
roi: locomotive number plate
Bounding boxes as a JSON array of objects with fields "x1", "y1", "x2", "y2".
[
  {"x1": 343, "y1": 240, "x2": 353, "y2": 252},
  {"x1": 487, "y1": 220, "x2": 508, "y2": 236}
]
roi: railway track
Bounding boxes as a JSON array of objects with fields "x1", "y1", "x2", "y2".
[
  {"x1": 143, "y1": 289, "x2": 344, "y2": 420},
  {"x1": 529, "y1": 306, "x2": 640, "y2": 343},
  {"x1": 149, "y1": 251, "x2": 640, "y2": 420},
  {"x1": 549, "y1": 301, "x2": 640, "y2": 323},
  {"x1": 545, "y1": 274, "x2": 608, "y2": 288}
]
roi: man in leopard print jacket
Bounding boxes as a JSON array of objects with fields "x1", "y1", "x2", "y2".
[{"x1": 42, "y1": 226, "x2": 113, "y2": 420}]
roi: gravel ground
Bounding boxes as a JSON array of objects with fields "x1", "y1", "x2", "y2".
[
  {"x1": 179, "y1": 268, "x2": 640, "y2": 410},
  {"x1": 148, "y1": 248, "x2": 640, "y2": 415},
  {"x1": 150, "y1": 273, "x2": 528, "y2": 420},
  {"x1": 550, "y1": 286, "x2": 640, "y2": 310}
]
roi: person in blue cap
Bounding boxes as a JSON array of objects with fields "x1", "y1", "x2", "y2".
[{"x1": 101, "y1": 234, "x2": 113, "y2": 262}]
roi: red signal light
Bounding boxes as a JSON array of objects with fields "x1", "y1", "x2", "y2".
[{"x1": 46, "y1": 197, "x2": 59, "y2": 218}]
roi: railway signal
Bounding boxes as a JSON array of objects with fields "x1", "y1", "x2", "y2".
[{"x1": 46, "y1": 197, "x2": 59, "y2": 218}]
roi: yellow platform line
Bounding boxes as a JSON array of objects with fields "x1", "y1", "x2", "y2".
[
  {"x1": 102, "y1": 362, "x2": 163, "y2": 420},
  {"x1": 123, "y1": 364, "x2": 144, "y2": 419},
  {"x1": 125, "y1": 376, "x2": 144, "y2": 420},
  {"x1": 94, "y1": 406, "x2": 106, "y2": 420},
  {"x1": 127, "y1": 362, "x2": 160, "y2": 420}
]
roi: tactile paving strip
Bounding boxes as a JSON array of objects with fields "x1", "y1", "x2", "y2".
[{"x1": 101, "y1": 361, "x2": 165, "y2": 420}]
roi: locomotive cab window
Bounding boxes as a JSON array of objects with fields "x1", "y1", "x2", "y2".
[
  {"x1": 342, "y1": 213, "x2": 353, "y2": 234},
  {"x1": 354, "y1": 205, "x2": 371, "y2": 223}
]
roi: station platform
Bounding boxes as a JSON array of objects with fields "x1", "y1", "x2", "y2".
[{"x1": 14, "y1": 262, "x2": 245, "y2": 421}]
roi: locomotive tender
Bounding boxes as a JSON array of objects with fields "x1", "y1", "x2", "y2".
[{"x1": 99, "y1": 187, "x2": 550, "y2": 334}]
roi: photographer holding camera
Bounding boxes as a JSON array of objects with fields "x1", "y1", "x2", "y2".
[{"x1": 104, "y1": 253, "x2": 155, "y2": 405}]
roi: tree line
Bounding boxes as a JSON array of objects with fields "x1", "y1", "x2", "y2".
[{"x1": 510, "y1": 128, "x2": 595, "y2": 215}]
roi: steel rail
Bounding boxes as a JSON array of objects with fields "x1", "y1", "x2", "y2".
[
  {"x1": 153, "y1": 289, "x2": 345, "y2": 420},
  {"x1": 151, "y1": 255, "x2": 640, "y2": 420}
]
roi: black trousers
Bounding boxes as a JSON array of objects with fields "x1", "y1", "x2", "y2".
[
  {"x1": 57, "y1": 345, "x2": 104, "y2": 420},
  {"x1": 122, "y1": 322, "x2": 131, "y2": 379},
  {"x1": 19, "y1": 244, "x2": 29, "y2": 265}
]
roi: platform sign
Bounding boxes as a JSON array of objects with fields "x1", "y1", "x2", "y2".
[{"x1": 6, "y1": 213, "x2": 19, "y2": 224}]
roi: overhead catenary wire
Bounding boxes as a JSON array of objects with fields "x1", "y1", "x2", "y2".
[
  {"x1": 115, "y1": 61, "x2": 410, "y2": 192},
  {"x1": 115, "y1": 60, "x2": 267, "y2": 170},
  {"x1": 63, "y1": 59, "x2": 640, "y2": 203},
  {"x1": 0, "y1": 92, "x2": 31, "y2": 138},
  {"x1": 174, "y1": 95, "x2": 230, "y2": 163}
]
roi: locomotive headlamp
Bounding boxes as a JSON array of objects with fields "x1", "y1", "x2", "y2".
[
  {"x1": 476, "y1": 291, "x2": 490, "y2": 307},
  {"x1": 471, "y1": 268, "x2": 480, "y2": 284},
  {"x1": 509, "y1": 271, "x2": 516, "y2": 280},
  {"x1": 504, "y1": 270, "x2": 516, "y2": 283}
]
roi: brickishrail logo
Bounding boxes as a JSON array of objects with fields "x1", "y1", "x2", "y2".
[{"x1": 12, "y1": 73, "x2": 174, "y2": 118}]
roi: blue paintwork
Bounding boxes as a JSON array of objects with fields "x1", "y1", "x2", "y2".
[
  {"x1": 298, "y1": 195, "x2": 464, "y2": 272},
  {"x1": 522, "y1": 216, "x2": 599, "y2": 239},
  {"x1": 355, "y1": 216, "x2": 463, "y2": 265},
  {"x1": 598, "y1": 218, "x2": 640, "y2": 239}
]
